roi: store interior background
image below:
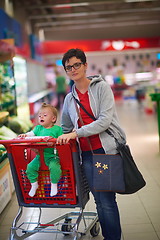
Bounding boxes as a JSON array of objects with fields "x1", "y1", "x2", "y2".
[
  {"x1": 0, "y1": 0, "x2": 160, "y2": 239},
  {"x1": 1, "y1": 0, "x2": 160, "y2": 123}
]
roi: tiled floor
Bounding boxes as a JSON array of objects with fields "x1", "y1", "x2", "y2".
[{"x1": 1, "y1": 99, "x2": 160, "y2": 240}]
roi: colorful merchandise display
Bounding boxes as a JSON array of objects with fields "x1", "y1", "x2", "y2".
[{"x1": 0, "y1": 42, "x2": 33, "y2": 214}]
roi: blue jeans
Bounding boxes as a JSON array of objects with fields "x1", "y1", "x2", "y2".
[{"x1": 81, "y1": 148, "x2": 121, "y2": 240}]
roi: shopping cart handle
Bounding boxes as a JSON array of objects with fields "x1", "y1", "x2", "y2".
[{"x1": 0, "y1": 136, "x2": 57, "y2": 146}]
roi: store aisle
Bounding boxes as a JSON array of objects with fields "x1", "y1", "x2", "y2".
[{"x1": 0, "y1": 99, "x2": 160, "y2": 240}]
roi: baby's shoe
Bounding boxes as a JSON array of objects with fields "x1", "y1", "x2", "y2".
[
  {"x1": 50, "y1": 183, "x2": 58, "y2": 197},
  {"x1": 29, "y1": 182, "x2": 38, "y2": 197}
]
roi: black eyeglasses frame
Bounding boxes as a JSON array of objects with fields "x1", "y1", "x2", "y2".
[{"x1": 65, "y1": 62, "x2": 83, "y2": 72}]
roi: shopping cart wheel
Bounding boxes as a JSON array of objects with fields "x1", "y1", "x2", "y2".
[
  {"x1": 61, "y1": 218, "x2": 72, "y2": 235},
  {"x1": 90, "y1": 220, "x2": 100, "y2": 237}
]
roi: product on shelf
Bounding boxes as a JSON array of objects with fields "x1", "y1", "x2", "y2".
[
  {"x1": 7, "y1": 116, "x2": 33, "y2": 134},
  {"x1": 0, "y1": 61, "x2": 16, "y2": 116},
  {"x1": 0, "y1": 144, "x2": 7, "y2": 163},
  {"x1": 0, "y1": 111, "x2": 9, "y2": 126},
  {"x1": 0, "y1": 125, "x2": 17, "y2": 139}
]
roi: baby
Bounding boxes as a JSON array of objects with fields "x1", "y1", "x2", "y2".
[{"x1": 19, "y1": 103, "x2": 63, "y2": 197}]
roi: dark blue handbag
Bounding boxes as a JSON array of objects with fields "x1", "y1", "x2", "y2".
[
  {"x1": 93, "y1": 153, "x2": 125, "y2": 192},
  {"x1": 73, "y1": 96, "x2": 146, "y2": 194}
]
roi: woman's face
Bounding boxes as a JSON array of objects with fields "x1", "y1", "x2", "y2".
[{"x1": 65, "y1": 57, "x2": 87, "y2": 82}]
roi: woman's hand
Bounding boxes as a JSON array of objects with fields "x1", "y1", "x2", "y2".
[{"x1": 56, "y1": 132, "x2": 77, "y2": 145}]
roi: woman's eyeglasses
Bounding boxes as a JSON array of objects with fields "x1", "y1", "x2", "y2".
[{"x1": 65, "y1": 62, "x2": 83, "y2": 72}]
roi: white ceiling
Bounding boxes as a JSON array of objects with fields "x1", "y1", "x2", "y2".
[{"x1": 12, "y1": 0, "x2": 160, "y2": 41}]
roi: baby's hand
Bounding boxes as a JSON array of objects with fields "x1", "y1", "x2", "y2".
[
  {"x1": 44, "y1": 136, "x2": 54, "y2": 146},
  {"x1": 18, "y1": 134, "x2": 27, "y2": 138}
]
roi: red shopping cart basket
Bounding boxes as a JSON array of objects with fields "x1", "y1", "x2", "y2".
[
  {"x1": 0, "y1": 137, "x2": 101, "y2": 240},
  {"x1": 0, "y1": 137, "x2": 89, "y2": 208}
]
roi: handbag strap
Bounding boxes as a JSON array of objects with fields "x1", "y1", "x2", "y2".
[
  {"x1": 72, "y1": 94, "x2": 118, "y2": 143},
  {"x1": 73, "y1": 95, "x2": 96, "y2": 121},
  {"x1": 73, "y1": 98, "x2": 94, "y2": 153}
]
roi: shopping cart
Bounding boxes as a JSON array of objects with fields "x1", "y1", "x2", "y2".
[{"x1": 0, "y1": 137, "x2": 100, "y2": 240}]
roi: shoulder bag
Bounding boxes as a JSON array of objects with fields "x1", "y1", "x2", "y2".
[
  {"x1": 73, "y1": 96, "x2": 125, "y2": 193},
  {"x1": 73, "y1": 95, "x2": 146, "y2": 194}
]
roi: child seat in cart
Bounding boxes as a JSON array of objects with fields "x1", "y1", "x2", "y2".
[{"x1": 0, "y1": 137, "x2": 100, "y2": 240}]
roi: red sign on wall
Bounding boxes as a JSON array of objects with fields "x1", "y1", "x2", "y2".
[{"x1": 43, "y1": 37, "x2": 160, "y2": 54}]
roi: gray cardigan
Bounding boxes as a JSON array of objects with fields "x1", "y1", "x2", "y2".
[{"x1": 61, "y1": 75, "x2": 126, "y2": 154}]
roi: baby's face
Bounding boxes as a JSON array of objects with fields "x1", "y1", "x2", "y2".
[{"x1": 38, "y1": 108, "x2": 56, "y2": 128}]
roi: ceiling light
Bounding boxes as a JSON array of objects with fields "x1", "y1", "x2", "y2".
[
  {"x1": 125, "y1": 0, "x2": 157, "y2": 2},
  {"x1": 53, "y1": 2, "x2": 89, "y2": 8}
]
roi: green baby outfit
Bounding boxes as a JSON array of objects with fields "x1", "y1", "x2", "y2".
[{"x1": 26, "y1": 125, "x2": 63, "y2": 183}]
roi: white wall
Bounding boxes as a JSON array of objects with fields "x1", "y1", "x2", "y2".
[{"x1": 26, "y1": 60, "x2": 47, "y2": 96}]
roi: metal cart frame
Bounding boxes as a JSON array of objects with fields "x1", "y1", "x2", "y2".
[{"x1": 0, "y1": 137, "x2": 100, "y2": 240}]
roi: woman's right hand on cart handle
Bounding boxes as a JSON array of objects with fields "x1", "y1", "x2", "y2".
[{"x1": 57, "y1": 131, "x2": 77, "y2": 145}]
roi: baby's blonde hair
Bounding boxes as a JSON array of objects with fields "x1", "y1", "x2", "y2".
[{"x1": 39, "y1": 102, "x2": 58, "y2": 123}]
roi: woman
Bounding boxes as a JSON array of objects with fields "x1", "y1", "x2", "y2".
[{"x1": 57, "y1": 48, "x2": 126, "y2": 240}]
